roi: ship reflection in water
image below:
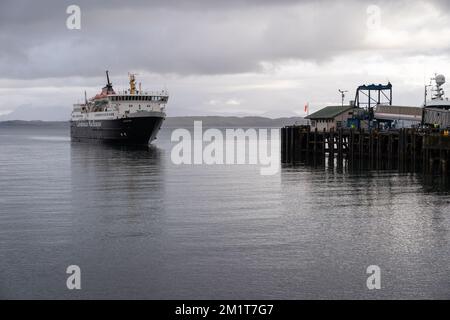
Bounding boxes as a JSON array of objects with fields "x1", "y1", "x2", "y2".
[
  {"x1": 69, "y1": 141, "x2": 165, "y2": 239},
  {"x1": 0, "y1": 125, "x2": 449, "y2": 299}
]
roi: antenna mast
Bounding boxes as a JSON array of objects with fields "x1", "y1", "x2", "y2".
[{"x1": 338, "y1": 89, "x2": 348, "y2": 107}]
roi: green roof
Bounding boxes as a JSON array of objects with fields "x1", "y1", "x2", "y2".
[{"x1": 305, "y1": 105, "x2": 353, "y2": 120}]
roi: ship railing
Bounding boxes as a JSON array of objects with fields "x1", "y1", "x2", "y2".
[{"x1": 114, "y1": 90, "x2": 169, "y2": 96}]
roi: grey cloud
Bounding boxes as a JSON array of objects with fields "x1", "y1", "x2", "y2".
[
  {"x1": 0, "y1": 0, "x2": 449, "y2": 80},
  {"x1": 0, "y1": 0, "x2": 376, "y2": 79}
]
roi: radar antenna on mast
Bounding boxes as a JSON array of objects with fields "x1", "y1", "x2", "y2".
[{"x1": 432, "y1": 74, "x2": 446, "y2": 100}]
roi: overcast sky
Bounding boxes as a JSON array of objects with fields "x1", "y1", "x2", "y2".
[{"x1": 1, "y1": 0, "x2": 450, "y2": 120}]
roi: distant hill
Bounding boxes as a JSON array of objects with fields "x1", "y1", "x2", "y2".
[
  {"x1": 0, "y1": 120, "x2": 69, "y2": 128},
  {"x1": 0, "y1": 116, "x2": 307, "y2": 129},
  {"x1": 0, "y1": 105, "x2": 71, "y2": 121},
  {"x1": 162, "y1": 116, "x2": 306, "y2": 128}
]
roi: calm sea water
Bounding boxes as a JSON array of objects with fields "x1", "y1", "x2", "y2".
[{"x1": 0, "y1": 124, "x2": 449, "y2": 299}]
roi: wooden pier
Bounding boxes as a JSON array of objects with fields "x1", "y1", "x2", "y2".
[{"x1": 281, "y1": 126, "x2": 450, "y2": 176}]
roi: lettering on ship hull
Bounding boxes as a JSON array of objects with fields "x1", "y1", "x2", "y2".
[{"x1": 76, "y1": 121, "x2": 102, "y2": 128}]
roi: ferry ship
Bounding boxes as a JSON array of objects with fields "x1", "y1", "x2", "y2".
[{"x1": 70, "y1": 71, "x2": 168, "y2": 145}]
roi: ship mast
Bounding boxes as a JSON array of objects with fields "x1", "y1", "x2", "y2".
[
  {"x1": 128, "y1": 73, "x2": 138, "y2": 95},
  {"x1": 104, "y1": 70, "x2": 114, "y2": 94}
]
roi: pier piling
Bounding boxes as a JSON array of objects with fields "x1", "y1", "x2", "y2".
[{"x1": 281, "y1": 126, "x2": 450, "y2": 177}]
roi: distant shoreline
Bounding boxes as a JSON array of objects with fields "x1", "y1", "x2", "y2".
[{"x1": 0, "y1": 116, "x2": 306, "y2": 128}]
